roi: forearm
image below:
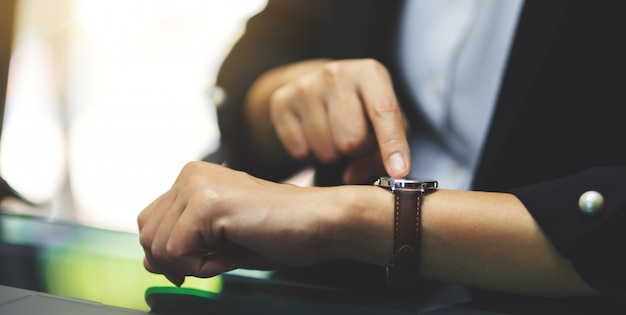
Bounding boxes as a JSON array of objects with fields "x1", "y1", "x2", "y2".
[
  {"x1": 326, "y1": 186, "x2": 598, "y2": 296},
  {"x1": 420, "y1": 190, "x2": 597, "y2": 296}
]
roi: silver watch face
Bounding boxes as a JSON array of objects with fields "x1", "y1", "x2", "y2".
[{"x1": 374, "y1": 177, "x2": 438, "y2": 192}]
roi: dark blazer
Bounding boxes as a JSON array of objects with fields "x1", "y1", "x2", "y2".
[{"x1": 216, "y1": 0, "x2": 626, "y2": 297}]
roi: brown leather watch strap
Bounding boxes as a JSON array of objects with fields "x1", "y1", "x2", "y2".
[{"x1": 386, "y1": 188, "x2": 422, "y2": 286}]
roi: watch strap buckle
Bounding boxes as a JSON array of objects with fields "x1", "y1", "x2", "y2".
[{"x1": 386, "y1": 244, "x2": 419, "y2": 286}]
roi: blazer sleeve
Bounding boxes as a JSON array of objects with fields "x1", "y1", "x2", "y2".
[{"x1": 511, "y1": 166, "x2": 626, "y2": 297}]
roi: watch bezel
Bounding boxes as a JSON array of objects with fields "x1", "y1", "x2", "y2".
[{"x1": 374, "y1": 177, "x2": 438, "y2": 192}]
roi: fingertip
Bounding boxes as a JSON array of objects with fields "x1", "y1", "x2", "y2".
[
  {"x1": 165, "y1": 273, "x2": 185, "y2": 287},
  {"x1": 143, "y1": 256, "x2": 156, "y2": 273},
  {"x1": 387, "y1": 152, "x2": 409, "y2": 178}
]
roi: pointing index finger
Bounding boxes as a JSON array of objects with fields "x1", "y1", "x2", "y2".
[{"x1": 358, "y1": 63, "x2": 411, "y2": 178}]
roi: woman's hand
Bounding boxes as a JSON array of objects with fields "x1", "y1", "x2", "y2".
[
  {"x1": 138, "y1": 162, "x2": 321, "y2": 285},
  {"x1": 248, "y1": 58, "x2": 411, "y2": 184},
  {"x1": 137, "y1": 161, "x2": 391, "y2": 286}
]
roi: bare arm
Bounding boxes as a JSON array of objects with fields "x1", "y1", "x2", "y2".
[
  {"x1": 138, "y1": 162, "x2": 597, "y2": 297},
  {"x1": 331, "y1": 187, "x2": 597, "y2": 296}
]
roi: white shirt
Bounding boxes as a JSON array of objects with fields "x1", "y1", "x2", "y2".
[{"x1": 399, "y1": 0, "x2": 524, "y2": 189}]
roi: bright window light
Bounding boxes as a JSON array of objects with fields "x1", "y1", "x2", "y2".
[{"x1": 1, "y1": 0, "x2": 268, "y2": 232}]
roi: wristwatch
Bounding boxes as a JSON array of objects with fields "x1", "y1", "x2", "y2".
[{"x1": 374, "y1": 177, "x2": 438, "y2": 287}]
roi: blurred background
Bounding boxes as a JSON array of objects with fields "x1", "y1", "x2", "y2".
[{"x1": 0, "y1": 0, "x2": 268, "y2": 232}]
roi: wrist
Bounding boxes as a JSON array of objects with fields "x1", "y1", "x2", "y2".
[{"x1": 323, "y1": 185, "x2": 394, "y2": 266}]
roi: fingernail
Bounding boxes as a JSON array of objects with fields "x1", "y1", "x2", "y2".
[{"x1": 388, "y1": 152, "x2": 407, "y2": 175}]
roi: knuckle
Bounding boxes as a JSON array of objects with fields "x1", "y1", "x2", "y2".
[
  {"x1": 137, "y1": 213, "x2": 147, "y2": 229},
  {"x1": 290, "y1": 146, "x2": 311, "y2": 160},
  {"x1": 270, "y1": 83, "x2": 302, "y2": 111},
  {"x1": 370, "y1": 98, "x2": 399, "y2": 119},
  {"x1": 151, "y1": 241, "x2": 177, "y2": 262},
  {"x1": 180, "y1": 161, "x2": 204, "y2": 177},
  {"x1": 358, "y1": 58, "x2": 387, "y2": 74},
  {"x1": 270, "y1": 86, "x2": 292, "y2": 110},
  {"x1": 150, "y1": 243, "x2": 164, "y2": 258},
  {"x1": 380, "y1": 135, "x2": 405, "y2": 149},
  {"x1": 212, "y1": 216, "x2": 231, "y2": 239},
  {"x1": 165, "y1": 240, "x2": 182, "y2": 257},
  {"x1": 292, "y1": 76, "x2": 316, "y2": 98},
  {"x1": 183, "y1": 160, "x2": 202, "y2": 170},
  {"x1": 336, "y1": 128, "x2": 369, "y2": 154},
  {"x1": 315, "y1": 148, "x2": 340, "y2": 164},
  {"x1": 320, "y1": 61, "x2": 342, "y2": 79},
  {"x1": 138, "y1": 233, "x2": 152, "y2": 251},
  {"x1": 318, "y1": 155, "x2": 338, "y2": 164}
]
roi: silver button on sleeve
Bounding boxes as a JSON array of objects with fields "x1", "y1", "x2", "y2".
[{"x1": 578, "y1": 191, "x2": 604, "y2": 216}]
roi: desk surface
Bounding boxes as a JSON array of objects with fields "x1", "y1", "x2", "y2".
[{"x1": 0, "y1": 212, "x2": 622, "y2": 314}]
